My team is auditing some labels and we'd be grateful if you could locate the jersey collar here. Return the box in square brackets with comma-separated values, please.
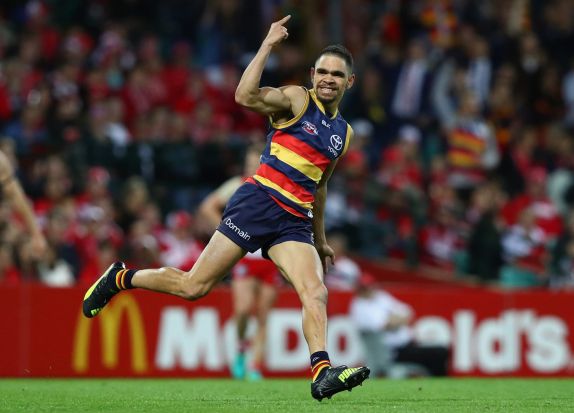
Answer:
[310, 89, 338, 120]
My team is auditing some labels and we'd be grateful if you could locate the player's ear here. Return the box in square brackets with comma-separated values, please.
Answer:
[346, 73, 355, 90]
[310, 67, 315, 83]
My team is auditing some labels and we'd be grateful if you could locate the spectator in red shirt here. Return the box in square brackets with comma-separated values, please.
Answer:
[159, 210, 203, 270]
[172, 70, 218, 115]
[162, 42, 193, 106]
[501, 166, 563, 240]
[75, 167, 112, 208]
[24, 1, 60, 62]
[376, 187, 418, 265]
[74, 204, 123, 283]
[418, 203, 465, 271]
[378, 125, 424, 195]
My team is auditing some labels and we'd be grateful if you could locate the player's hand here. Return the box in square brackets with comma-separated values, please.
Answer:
[316, 242, 335, 275]
[262, 15, 291, 48]
[29, 233, 48, 259]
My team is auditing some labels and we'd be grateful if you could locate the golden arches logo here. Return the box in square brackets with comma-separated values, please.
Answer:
[73, 294, 148, 373]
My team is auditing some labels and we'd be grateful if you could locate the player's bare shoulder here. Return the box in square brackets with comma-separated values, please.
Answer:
[280, 85, 307, 111]
[272, 85, 307, 123]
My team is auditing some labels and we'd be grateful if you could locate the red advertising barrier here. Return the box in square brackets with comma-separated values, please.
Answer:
[1, 284, 573, 377]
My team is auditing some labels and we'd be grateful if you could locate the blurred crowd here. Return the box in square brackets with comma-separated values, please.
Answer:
[0, 0, 573, 289]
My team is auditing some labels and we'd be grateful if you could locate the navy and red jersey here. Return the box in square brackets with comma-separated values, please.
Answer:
[248, 88, 353, 219]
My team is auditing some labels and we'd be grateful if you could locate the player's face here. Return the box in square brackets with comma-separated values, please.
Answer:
[311, 55, 355, 105]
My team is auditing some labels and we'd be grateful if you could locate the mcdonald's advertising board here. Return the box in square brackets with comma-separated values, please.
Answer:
[1, 284, 574, 377]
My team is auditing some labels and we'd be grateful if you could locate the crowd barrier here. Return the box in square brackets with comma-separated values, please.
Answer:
[1, 284, 572, 377]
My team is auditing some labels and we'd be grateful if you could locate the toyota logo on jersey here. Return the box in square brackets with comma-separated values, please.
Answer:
[330, 134, 343, 151]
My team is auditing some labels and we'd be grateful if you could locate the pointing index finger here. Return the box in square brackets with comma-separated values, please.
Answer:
[277, 15, 291, 25]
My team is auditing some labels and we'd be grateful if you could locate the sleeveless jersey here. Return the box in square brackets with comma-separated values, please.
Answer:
[248, 88, 352, 219]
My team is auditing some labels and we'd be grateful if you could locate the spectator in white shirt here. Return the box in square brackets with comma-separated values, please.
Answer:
[350, 274, 449, 377]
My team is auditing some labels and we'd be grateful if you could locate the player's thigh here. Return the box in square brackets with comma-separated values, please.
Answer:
[267, 241, 324, 293]
[186, 231, 246, 290]
[232, 276, 257, 314]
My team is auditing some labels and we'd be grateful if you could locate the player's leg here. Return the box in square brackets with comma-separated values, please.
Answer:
[268, 241, 327, 352]
[83, 231, 246, 317]
[247, 281, 277, 380]
[231, 275, 256, 379]
[268, 240, 369, 401]
[132, 232, 245, 297]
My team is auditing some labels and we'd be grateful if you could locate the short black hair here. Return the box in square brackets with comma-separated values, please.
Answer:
[316, 44, 354, 73]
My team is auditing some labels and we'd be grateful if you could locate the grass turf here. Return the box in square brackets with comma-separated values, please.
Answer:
[0, 378, 573, 413]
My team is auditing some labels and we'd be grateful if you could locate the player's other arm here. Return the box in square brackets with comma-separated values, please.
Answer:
[312, 159, 338, 274]
[235, 15, 305, 117]
[0, 151, 47, 256]
[312, 127, 353, 273]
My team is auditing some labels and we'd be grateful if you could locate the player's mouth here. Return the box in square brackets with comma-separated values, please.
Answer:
[317, 86, 337, 97]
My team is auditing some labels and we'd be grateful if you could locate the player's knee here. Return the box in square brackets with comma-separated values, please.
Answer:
[298, 281, 328, 306]
[180, 279, 213, 301]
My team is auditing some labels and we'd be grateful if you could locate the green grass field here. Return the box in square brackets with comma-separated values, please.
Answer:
[1, 378, 573, 413]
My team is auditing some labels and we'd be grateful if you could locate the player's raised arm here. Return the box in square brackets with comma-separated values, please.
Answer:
[235, 15, 301, 116]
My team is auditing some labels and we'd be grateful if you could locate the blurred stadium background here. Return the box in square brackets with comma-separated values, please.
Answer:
[1, 0, 574, 382]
